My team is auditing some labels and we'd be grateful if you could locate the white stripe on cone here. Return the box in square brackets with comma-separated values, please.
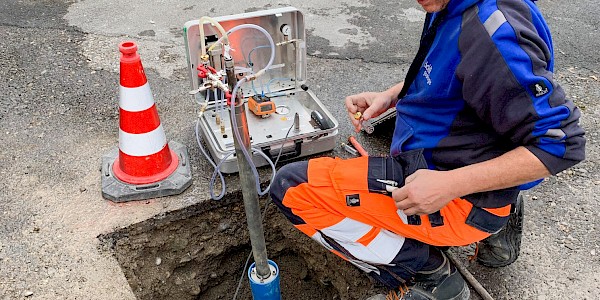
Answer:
[119, 82, 155, 112]
[119, 124, 167, 157]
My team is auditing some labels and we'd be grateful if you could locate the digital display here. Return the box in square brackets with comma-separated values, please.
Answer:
[260, 103, 274, 112]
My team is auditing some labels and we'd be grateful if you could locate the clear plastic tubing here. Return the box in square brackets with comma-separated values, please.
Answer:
[224, 24, 275, 196]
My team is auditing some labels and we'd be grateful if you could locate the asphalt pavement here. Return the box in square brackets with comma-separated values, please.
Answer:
[1, 0, 598, 299]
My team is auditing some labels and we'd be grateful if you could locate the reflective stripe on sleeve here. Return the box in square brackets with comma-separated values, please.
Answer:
[483, 10, 507, 37]
[545, 128, 567, 140]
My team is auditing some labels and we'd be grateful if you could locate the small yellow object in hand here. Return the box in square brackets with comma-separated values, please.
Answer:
[353, 111, 362, 120]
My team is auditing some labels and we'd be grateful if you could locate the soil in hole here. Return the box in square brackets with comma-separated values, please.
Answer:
[101, 194, 375, 300]
[199, 250, 338, 300]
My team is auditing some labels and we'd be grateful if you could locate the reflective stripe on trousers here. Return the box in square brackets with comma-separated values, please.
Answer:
[270, 158, 511, 285]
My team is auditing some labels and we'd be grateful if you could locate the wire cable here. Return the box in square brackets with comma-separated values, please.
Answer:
[232, 194, 276, 300]
[195, 117, 295, 200]
[195, 119, 227, 199]
[229, 126, 294, 299]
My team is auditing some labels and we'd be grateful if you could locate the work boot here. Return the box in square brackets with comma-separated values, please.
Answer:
[386, 250, 470, 300]
[477, 194, 524, 267]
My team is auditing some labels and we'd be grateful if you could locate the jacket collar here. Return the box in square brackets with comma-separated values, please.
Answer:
[445, 0, 480, 16]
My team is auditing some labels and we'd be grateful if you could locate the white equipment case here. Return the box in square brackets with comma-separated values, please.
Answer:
[184, 7, 339, 173]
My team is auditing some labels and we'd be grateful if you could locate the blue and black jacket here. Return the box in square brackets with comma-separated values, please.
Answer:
[391, 0, 585, 208]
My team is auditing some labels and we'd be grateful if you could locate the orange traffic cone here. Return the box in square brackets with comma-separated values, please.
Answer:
[101, 41, 192, 202]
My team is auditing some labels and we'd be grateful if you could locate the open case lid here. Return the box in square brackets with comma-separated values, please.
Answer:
[184, 7, 307, 99]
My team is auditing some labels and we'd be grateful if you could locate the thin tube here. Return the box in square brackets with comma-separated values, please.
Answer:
[247, 45, 271, 68]
[195, 119, 227, 200]
[227, 24, 275, 196]
[219, 78, 224, 121]
[212, 24, 275, 76]
[196, 24, 284, 200]
[198, 16, 229, 58]
[196, 118, 293, 200]
[251, 77, 264, 96]
[213, 87, 220, 124]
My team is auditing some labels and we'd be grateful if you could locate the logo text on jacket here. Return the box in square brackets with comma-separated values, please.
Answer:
[423, 61, 433, 85]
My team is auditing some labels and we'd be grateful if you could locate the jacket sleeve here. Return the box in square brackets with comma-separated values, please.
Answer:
[456, 0, 585, 175]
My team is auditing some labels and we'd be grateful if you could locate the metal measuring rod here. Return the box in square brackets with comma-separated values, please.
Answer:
[225, 56, 274, 282]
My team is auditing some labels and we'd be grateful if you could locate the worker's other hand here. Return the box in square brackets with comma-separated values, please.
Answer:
[392, 169, 460, 216]
[345, 91, 394, 132]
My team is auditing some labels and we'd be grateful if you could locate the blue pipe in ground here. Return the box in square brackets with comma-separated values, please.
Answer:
[248, 260, 281, 300]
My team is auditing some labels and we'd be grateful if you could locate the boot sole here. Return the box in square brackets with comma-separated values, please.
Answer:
[449, 282, 470, 300]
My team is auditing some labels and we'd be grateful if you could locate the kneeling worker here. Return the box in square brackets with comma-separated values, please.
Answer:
[270, 0, 586, 299]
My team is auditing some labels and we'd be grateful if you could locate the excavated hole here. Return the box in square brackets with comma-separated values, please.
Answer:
[99, 191, 376, 300]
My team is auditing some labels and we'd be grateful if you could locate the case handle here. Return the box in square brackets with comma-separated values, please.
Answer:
[261, 139, 303, 162]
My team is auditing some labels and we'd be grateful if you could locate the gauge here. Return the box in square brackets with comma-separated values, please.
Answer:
[275, 105, 290, 115]
[280, 24, 292, 36]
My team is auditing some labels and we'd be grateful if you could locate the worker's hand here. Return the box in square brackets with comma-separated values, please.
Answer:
[392, 169, 461, 216]
[345, 91, 395, 132]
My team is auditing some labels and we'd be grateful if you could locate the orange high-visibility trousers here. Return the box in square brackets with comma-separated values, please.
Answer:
[270, 156, 512, 286]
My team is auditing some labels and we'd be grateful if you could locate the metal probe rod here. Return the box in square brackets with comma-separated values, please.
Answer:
[226, 58, 271, 279]
[444, 249, 495, 300]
